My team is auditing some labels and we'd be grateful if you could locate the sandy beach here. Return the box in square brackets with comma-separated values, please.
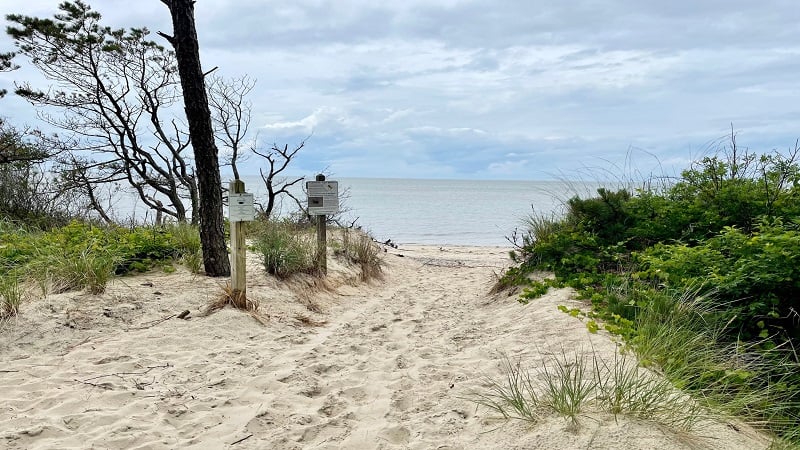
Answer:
[0, 245, 770, 449]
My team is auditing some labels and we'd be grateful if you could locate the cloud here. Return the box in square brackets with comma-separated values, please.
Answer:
[3, 0, 800, 181]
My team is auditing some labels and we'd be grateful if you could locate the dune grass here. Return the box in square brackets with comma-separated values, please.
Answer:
[593, 351, 704, 430]
[540, 350, 595, 425]
[252, 220, 320, 279]
[472, 356, 541, 423]
[336, 228, 383, 281]
[31, 248, 118, 295]
[472, 349, 707, 432]
[628, 287, 800, 444]
[0, 272, 22, 319]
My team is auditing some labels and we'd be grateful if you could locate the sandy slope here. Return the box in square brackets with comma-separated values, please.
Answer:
[0, 245, 770, 449]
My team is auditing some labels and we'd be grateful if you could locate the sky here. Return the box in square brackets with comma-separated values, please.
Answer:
[1, 0, 800, 180]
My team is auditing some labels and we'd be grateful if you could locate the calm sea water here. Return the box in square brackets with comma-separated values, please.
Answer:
[114, 177, 606, 246]
[243, 177, 606, 247]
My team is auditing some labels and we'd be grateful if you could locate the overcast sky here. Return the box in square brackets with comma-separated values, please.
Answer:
[2, 1, 800, 180]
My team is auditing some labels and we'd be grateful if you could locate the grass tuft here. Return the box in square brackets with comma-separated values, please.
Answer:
[593, 351, 705, 430]
[27, 247, 117, 295]
[0, 272, 23, 318]
[472, 349, 708, 432]
[336, 228, 383, 281]
[181, 249, 203, 274]
[540, 350, 595, 425]
[252, 220, 319, 279]
[471, 354, 541, 422]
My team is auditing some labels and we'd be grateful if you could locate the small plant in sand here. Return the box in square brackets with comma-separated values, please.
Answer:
[181, 249, 203, 274]
[592, 351, 704, 430]
[540, 350, 595, 425]
[79, 250, 118, 294]
[471, 350, 706, 432]
[204, 283, 269, 325]
[337, 228, 383, 281]
[472, 356, 541, 422]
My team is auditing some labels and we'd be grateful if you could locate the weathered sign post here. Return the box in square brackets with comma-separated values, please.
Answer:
[228, 179, 254, 300]
[306, 174, 339, 274]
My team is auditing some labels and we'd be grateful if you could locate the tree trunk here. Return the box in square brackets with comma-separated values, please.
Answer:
[160, 0, 230, 276]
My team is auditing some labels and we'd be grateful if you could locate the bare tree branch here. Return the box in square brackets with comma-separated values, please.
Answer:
[8, 2, 197, 223]
[252, 140, 306, 218]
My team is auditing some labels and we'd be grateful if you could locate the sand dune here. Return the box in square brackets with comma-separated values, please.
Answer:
[1, 245, 769, 449]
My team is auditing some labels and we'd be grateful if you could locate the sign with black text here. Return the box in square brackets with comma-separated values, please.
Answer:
[306, 180, 339, 215]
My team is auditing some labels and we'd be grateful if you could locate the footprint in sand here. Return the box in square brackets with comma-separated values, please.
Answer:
[390, 394, 414, 413]
[318, 394, 348, 418]
[339, 386, 368, 405]
[378, 425, 411, 445]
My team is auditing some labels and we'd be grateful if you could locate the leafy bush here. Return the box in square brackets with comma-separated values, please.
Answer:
[502, 138, 800, 443]
[636, 223, 800, 343]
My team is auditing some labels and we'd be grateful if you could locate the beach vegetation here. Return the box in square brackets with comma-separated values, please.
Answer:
[0, 271, 23, 318]
[0, 219, 206, 303]
[518, 278, 560, 304]
[252, 219, 320, 279]
[336, 228, 383, 281]
[251, 219, 383, 281]
[472, 355, 541, 422]
[0, 120, 79, 229]
[473, 350, 704, 431]
[500, 136, 800, 444]
[540, 350, 595, 425]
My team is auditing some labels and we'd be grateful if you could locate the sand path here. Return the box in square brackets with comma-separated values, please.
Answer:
[1, 245, 769, 449]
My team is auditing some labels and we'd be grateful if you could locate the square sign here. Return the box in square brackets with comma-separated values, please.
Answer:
[229, 192, 255, 222]
[307, 180, 339, 215]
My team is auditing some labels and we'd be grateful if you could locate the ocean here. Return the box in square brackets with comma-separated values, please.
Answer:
[240, 177, 607, 247]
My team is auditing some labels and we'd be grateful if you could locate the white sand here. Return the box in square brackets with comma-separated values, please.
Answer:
[0, 245, 770, 449]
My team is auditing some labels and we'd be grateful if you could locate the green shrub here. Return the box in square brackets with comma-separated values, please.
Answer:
[502, 140, 800, 443]
[253, 220, 319, 278]
[636, 223, 800, 343]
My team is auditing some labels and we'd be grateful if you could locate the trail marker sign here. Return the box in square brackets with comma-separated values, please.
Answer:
[307, 180, 339, 216]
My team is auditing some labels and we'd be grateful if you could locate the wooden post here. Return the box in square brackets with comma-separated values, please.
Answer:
[315, 174, 327, 274]
[230, 179, 247, 301]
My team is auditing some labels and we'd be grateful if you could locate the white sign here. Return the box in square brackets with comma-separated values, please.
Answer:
[229, 192, 255, 222]
[307, 180, 339, 215]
